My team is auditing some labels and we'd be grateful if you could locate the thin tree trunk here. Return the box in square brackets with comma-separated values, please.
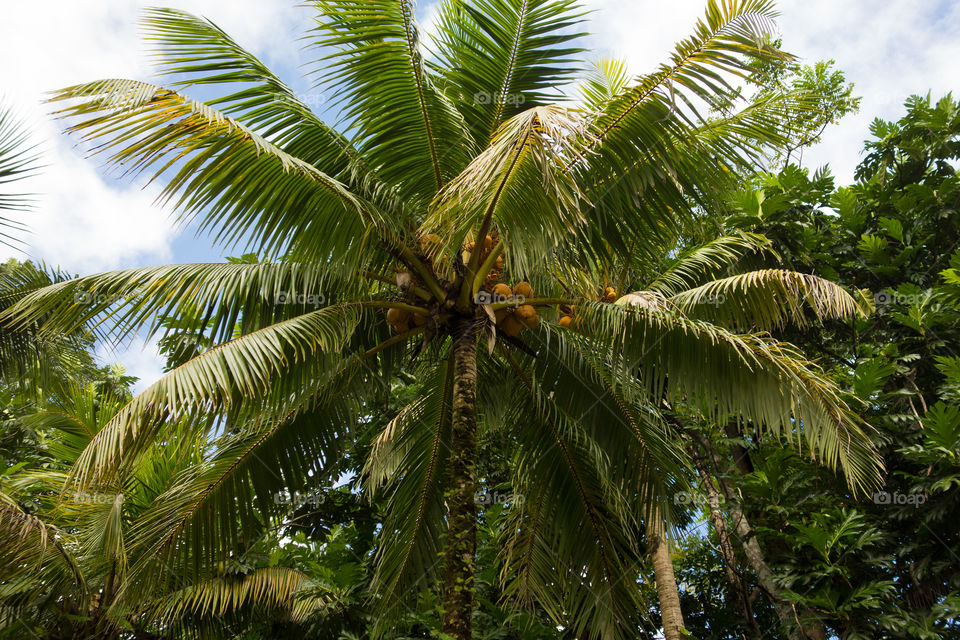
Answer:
[649, 514, 686, 640]
[441, 317, 479, 640]
[690, 432, 828, 640]
[689, 444, 762, 640]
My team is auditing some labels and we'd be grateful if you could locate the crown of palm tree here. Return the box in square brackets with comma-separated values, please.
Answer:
[1, 1, 882, 638]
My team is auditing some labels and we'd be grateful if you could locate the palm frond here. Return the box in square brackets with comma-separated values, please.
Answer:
[0, 104, 39, 244]
[48, 79, 377, 266]
[425, 105, 585, 276]
[306, 0, 475, 199]
[430, 0, 587, 143]
[573, 0, 789, 256]
[69, 304, 364, 488]
[578, 57, 630, 113]
[365, 351, 454, 629]
[3, 261, 361, 346]
[495, 346, 651, 638]
[668, 269, 865, 331]
[646, 232, 773, 295]
[569, 302, 882, 492]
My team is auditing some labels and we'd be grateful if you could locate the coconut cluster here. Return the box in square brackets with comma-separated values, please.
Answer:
[463, 234, 504, 290]
[487, 281, 538, 337]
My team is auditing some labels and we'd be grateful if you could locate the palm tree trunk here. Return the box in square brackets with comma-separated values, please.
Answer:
[441, 316, 479, 640]
[649, 515, 686, 640]
[689, 444, 762, 640]
[690, 432, 828, 640]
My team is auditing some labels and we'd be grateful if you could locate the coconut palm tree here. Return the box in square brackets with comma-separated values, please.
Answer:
[4, 1, 882, 638]
[0, 382, 348, 640]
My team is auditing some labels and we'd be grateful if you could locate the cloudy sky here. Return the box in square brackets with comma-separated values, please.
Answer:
[1, 0, 957, 388]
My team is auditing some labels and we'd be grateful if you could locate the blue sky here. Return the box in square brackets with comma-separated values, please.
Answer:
[1, 0, 958, 388]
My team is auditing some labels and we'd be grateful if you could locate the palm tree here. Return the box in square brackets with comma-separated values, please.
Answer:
[4, 2, 882, 638]
[0, 382, 345, 639]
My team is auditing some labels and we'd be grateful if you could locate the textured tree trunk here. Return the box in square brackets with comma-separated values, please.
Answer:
[649, 514, 686, 640]
[691, 432, 828, 640]
[441, 317, 479, 640]
[689, 444, 762, 640]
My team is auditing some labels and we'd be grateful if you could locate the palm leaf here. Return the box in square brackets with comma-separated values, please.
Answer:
[306, 0, 475, 199]
[430, 0, 587, 144]
[48, 79, 377, 266]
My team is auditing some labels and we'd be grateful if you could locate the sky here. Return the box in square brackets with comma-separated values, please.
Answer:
[1, 0, 958, 390]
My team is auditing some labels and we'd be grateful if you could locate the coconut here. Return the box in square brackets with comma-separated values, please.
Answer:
[494, 308, 511, 323]
[558, 315, 572, 328]
[483, 235, 494, 251]
[387, 307, 410, 332]
[500, 314, 524, 337]
[515, 304, 539, 329]
[603, 286, 617, 302]
[512, 281, 534, 300]
[411, 312, 427, 327]
[494, 256, 504, 269]
[492, 283, 513, 302]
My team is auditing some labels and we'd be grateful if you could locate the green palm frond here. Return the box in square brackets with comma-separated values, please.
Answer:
[574, 0, 789, 254]
[145, 566, 309, 623]
[4, 261, 363, 346]
[430, 0, 587, 144]
[495, 346, 650, 636]
[0, 500, 86, 601]
[426, 105, 585, 276]
[69, 304, 364, 487]
[569, 302, 881, 492]
[365, 352, 453, 628]
[122, 353, 371, 588]
[579, 57, 630, 113]
[0, 104, 39, 244]
[140, 9, 385, 192]
[48, 80, 377, 266]
[668, 269, 865, 331]
[307, 0, 475, 199]
[646, 232, 773, 295]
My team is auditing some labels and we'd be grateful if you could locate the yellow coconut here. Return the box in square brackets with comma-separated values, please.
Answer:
[483, 235, 494, 252]
[558, 315, 572, 328]
[492, 283, 513, 302]
[512, 281, 534, 300]
[514, 304, 539, 327]
[387, 307, 410, 332]
[515, 304, 539, 329]
[500, 314, 524, 337]
[494, 308, 511, 323]
[603, 286, 617, 302]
